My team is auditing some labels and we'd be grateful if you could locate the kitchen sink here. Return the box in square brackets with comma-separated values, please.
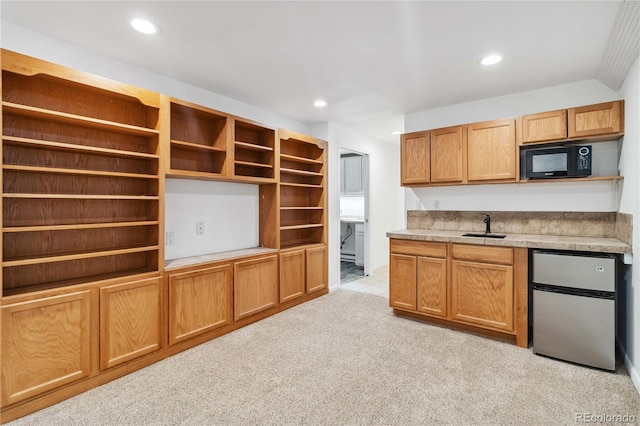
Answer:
[462, 232, 507, 239]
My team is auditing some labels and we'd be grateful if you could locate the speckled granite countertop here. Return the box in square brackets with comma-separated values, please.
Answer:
[387, 229, 631, 254]
[165, 247, 278, 270]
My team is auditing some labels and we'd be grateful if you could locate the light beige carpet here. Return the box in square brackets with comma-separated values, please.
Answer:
[8, 289, 640, 425]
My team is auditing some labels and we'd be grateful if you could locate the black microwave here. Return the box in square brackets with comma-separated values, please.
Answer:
[525, 145, 592, 179]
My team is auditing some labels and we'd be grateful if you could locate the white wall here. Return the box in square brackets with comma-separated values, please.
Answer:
[405, 80, 622, 213]
[618, 55, 640, 393]
[164, 180, 259, 260]
[328, 123, 404, 285]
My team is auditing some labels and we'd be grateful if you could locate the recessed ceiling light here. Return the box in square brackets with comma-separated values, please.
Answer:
[481, 55, 502, 66]
[131, 18, 159, 35]
[391, 130, 402, 135]
[313, 100, 328, 107]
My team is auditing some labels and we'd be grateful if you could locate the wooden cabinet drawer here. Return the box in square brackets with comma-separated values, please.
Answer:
[451, 244, 513, 265]
[390, 239, 446, 258]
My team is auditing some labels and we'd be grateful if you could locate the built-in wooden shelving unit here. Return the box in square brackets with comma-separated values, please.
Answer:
[233, 119, 276, 181]
[278, 130, 327, 249]
[1, 50, 162, 296]
[168, 99, 230, 177]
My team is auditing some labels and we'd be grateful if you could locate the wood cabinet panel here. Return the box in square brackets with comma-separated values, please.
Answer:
[568, 101, 623, 138]
[234, 255, 278, 321]
[401, 132, 430, 185]
[451, 260, 513, 332]
[390, 239, 446, 258]
[1, 291, 92, 406]
[100, 277, 161, 370]
[389, 253, 417, 311]
[466, 119, 516, 182]
[168, 264, 232, 345]
[306, 245, 327, 293]
[451, 244, 513, 265]
[521, 110, 567, 144]
[280, 249, 306, 303]
[417, 256, 447, 317]
[430, 126, 465, 183]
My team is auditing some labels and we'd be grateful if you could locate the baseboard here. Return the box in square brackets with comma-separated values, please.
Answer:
[373, 264, 389, 275]
[624, 349, 640, 395]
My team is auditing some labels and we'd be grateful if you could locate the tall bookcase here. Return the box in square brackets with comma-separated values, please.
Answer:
[1, 49, 162, 296]
[278, 130, 327, 249]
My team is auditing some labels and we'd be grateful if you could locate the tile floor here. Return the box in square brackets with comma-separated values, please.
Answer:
[339, 265, 389, 299]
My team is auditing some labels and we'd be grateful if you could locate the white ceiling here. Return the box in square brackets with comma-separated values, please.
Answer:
[0, 1, 629, 144]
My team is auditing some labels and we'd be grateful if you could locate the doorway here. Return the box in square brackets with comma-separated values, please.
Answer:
[339, 148, 369, 284]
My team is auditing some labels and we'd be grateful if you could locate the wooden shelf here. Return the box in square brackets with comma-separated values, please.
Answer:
[280, 182, 323, 189]
[4, 221, 159, 233]
[235, 141, 274, 152]
[1, 269, 159, 298]
[2, 136, 159, 159]
[280, 154, 323, 165]
[3, 164, 158, 180]
[280, 167, 323, 177]
[3, 193, 159, 200]
[280, 206, 324, 211]
[3, 102, 159, 137]
[280, 224, 324, 231]
[235, 160, 273, 169]
[3, 245, 159, 267]
[519, 176, 623, 184]
[171, 140, 226, 153]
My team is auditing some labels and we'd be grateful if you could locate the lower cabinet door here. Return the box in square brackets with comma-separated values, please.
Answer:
[234, 255, 278, 321]
[168, 264, 233, 345]
[1, 291, 92, 406]
[306, 245, 327, 293]
[100, 277, 161, 370]
[280, 249, 306, 303]
[389, 253, 417, 311]
[417, 256, 447, 317]
[450, 260, 514, 331]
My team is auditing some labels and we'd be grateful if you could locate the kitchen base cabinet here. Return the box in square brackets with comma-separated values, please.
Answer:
[388, 239, 527, 347]
[450, 260, 513, 331]
[168, 264, 232, 345]
[234, 255, 278, 321]
[1, 291, 92, 406]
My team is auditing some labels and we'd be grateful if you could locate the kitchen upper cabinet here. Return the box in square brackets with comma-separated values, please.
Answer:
[568, 101, 623, 138]
[340, 155, 364, 195]
[466, 119, 516, 182]
[1, 291, 92, 406]
[100, 277, 161, 370]
[234, 255, 278, 321]
[168, 264, 232, 345]
[401, 131, 430, 185]
[430, 125, 465, 184]
[450, 244, 514, 332]
[521, 110, 567, 144]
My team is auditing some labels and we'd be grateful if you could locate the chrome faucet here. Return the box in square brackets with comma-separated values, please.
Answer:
[483, 214, 491, 234]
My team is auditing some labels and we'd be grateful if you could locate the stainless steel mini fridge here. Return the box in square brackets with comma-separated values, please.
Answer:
[532, 250, 616, 370]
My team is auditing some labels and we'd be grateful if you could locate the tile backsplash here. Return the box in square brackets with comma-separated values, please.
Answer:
[407, 210, 632, 243]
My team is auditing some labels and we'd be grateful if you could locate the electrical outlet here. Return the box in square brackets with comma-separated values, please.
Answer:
[196, 221, 205, 235]
[166, 231, 175, 246]
[433, 200, 440, 209]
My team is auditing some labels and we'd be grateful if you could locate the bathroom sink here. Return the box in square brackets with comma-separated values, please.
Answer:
[462, 233, 507, 239]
